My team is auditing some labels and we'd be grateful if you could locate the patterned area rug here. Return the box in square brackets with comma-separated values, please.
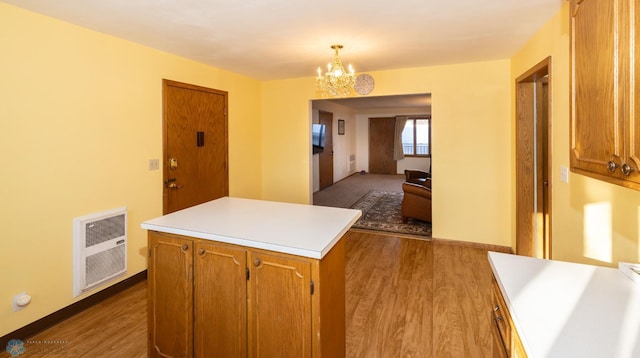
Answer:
[350, 190, 432, 237]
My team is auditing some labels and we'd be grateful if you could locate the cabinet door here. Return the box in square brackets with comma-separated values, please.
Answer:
[629, 1, 640, 182]
[148, 232, 193, 358]
[248, 251, 312, 358]
[194, 241, 247, 357]
[571, 0, 624, 177]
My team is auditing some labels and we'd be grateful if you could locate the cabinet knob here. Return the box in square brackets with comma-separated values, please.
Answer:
[198, 248, 205, 256]
[181, 244, 189, 252]
[607, 160, 619, 172]
[622, 163, 635, 176]
[493, 305, 500, 312]
[495, 316, 504, 322]
[254, 258, 261, 267]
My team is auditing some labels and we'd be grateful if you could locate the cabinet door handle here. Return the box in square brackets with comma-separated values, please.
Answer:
[607, 160, 619, 172]
[198, 248, 205, 256]
[254, 258, 261, 267]
[622, 163, 635, 176]
[181, 244, 189, 252]
[493, 305, 500, 312]
[495, 316, 503, 322]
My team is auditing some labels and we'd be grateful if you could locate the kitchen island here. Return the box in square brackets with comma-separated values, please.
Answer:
[141, 197, 361, 358]
[489, 252, 640, 358]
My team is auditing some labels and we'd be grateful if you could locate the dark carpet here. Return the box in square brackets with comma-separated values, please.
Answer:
[350, 190, 432, 237]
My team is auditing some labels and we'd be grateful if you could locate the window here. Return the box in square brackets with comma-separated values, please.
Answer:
[402, 117, 431, 156]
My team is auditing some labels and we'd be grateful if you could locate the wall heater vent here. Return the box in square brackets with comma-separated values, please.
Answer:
[349, 154, 356, 172]
[73, 207, 127, 298]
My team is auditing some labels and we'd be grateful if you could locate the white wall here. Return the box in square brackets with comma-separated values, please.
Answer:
[311, 101, 357, 192]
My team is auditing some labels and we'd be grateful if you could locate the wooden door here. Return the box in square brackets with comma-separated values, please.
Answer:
[163, 80, 229, 214]
[248, 251, 312, 358]
[516, 58, 552, 258]
[194, 241, 247, 357]
[369, 117, 397, 174]
[147, 232, 193, 358]
[570, 0, 622, 178]
[319, 111, 334, 190]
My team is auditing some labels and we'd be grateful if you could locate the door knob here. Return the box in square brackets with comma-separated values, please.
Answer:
[164, 178, 182, 189]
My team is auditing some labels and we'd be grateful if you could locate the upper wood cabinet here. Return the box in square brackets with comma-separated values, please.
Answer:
[570, 0, 640, 189]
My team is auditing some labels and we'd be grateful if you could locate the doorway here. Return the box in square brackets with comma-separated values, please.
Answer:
[515, 57, 552, 258]
[368, 117, 397, 174]
[162, 79, 229, 214]
[318, 110, 334, 190]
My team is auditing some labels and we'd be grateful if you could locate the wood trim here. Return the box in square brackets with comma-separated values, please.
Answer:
[0, 271, 147, 349]
[515, 56, 552, 259]
[431, 237, 513, 254]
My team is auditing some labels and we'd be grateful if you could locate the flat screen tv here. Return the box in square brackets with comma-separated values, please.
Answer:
[312, 124, 326, 154]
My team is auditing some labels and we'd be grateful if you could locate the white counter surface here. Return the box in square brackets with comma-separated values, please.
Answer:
[141, 197, 362, 259]
[489, 252, 640, 358]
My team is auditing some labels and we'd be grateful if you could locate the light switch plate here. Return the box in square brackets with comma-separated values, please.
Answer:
[148, 159, 159, 171]
[560, 166, 569, 183]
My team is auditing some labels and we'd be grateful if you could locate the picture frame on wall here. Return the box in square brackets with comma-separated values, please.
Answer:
[338, 119, 345, 135]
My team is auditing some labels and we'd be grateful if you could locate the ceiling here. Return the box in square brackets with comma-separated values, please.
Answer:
[3, 0, 564, 81]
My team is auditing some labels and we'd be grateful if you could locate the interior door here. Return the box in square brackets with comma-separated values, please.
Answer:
[516, 59, 552, 258]
[163, 80, 229, 214]
[318, 111, 334, 190]
[369, 117, 397, 174]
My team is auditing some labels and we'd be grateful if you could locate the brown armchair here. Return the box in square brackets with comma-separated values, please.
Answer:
[401, 181, 432, 223]
[404, 169, 431, 186]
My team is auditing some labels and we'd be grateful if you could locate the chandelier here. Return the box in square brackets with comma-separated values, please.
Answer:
[316, 44, 356, 97]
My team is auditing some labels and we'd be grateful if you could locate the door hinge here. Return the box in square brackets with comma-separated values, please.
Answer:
[310, 280, 315, 295]
[246, 267, 250, 280]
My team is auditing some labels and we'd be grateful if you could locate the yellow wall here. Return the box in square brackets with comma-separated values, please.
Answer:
[511, 2, 640, 266]
[0, 3, 262, 336]
[262, 60, 513, 246]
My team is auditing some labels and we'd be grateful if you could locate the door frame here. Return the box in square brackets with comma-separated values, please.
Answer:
[318, 110, 334, 190]
[515, 57, 552, 258]
[162, 79, 229, 214]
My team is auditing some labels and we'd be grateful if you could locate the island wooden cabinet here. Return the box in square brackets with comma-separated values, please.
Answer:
[147, 230, 344, 358]
[491, 276, 527, 358]
[570, 0, 640, 189]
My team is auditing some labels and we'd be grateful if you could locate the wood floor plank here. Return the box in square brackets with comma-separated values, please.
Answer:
[5, 282, 147, 358]
[345, 231, 434, 358]
[4, 231, 499, 358]
[432, 241, 494, 358]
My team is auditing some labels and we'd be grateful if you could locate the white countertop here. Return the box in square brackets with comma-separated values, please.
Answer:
[141, 197, 362, 259]
[489, 252, 640, 358]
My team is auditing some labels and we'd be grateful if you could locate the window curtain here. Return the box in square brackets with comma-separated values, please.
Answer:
[393, 116, 408, 160]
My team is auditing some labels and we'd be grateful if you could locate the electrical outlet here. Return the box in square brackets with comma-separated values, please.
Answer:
[148, 159, 159, 171]
[560, 166, 569, 184]
[13, 292, 28, 312]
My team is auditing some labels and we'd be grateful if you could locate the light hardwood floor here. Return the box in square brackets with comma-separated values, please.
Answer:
[5, 231, 499, 357]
